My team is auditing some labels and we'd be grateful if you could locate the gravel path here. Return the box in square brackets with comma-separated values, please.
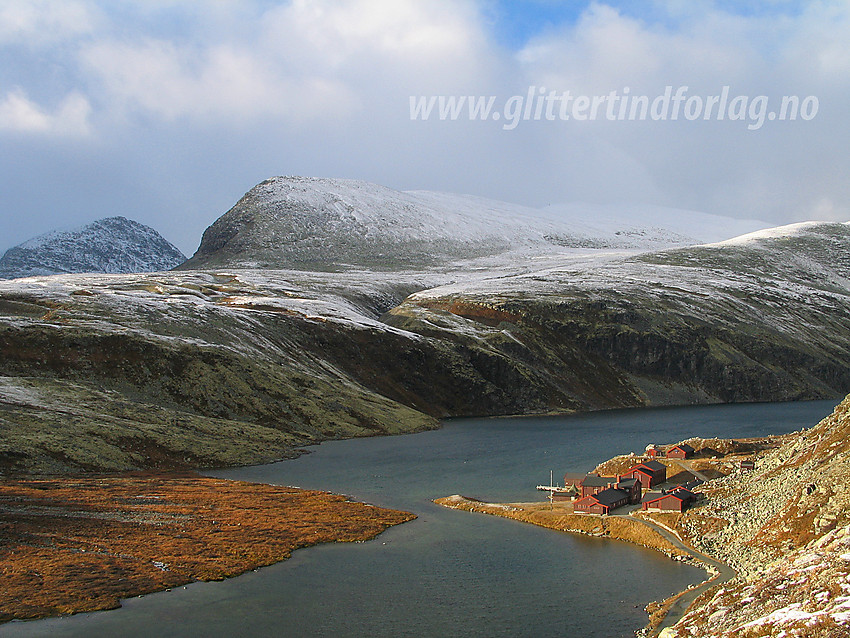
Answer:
[633, 517, 736, 635]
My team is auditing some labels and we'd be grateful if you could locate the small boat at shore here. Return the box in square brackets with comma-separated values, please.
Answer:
[536, 484, 571, 492]
[537, 469, 571, 493]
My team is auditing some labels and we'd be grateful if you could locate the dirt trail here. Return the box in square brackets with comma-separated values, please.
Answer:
[632, 517, 736, 635]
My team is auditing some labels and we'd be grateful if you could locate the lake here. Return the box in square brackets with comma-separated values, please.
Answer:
[0, 400, 837, 638]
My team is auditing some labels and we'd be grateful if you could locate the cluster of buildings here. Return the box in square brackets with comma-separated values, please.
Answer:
[645, 443, 695, 459]
[554, 456, 703, 515]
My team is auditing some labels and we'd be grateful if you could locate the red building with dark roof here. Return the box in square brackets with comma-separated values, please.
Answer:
[560, 474, 644, 504]
[563, 472, 588, 488]
[666, 444, 696, 459]
[622, 460, 667, 488]
[552, 486, 580, 501]
[579, 475, 617, 498]
[641, 488, 696, 512]
[645, 446, 662, 458]
[574, 487, 631, 515]
[614, 477, 642, 504]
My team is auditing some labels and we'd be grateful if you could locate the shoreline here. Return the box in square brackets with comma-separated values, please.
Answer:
[3, 405, 832, 634]
[434, 453, 749, 638]
[0, 471, 415, 624]
[433, 495, 730, 637]
[433, 495, 705, 564]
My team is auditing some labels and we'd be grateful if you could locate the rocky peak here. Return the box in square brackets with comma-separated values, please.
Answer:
[0, 217, 187, 279]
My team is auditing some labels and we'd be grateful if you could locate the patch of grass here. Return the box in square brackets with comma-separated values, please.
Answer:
[0, 473, 415, 622]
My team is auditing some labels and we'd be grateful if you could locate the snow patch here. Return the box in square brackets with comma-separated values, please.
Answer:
[740, 603, 814, 628]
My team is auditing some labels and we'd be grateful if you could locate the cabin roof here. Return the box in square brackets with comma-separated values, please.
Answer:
[592, 487, 630, 506]
[582, 475, 615, 487]
[647, 488, 694, 504]
[670, 444, 696, 453]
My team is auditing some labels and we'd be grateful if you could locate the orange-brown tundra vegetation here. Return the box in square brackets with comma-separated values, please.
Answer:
[0, 472, 414, 623]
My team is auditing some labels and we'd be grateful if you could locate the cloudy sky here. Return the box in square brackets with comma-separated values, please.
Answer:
[1, 0, 848, 255]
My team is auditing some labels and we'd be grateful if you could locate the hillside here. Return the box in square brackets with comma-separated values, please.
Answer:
[179, 176, 766, 270]
[0, 217, 186, 279]
[0, 178, 847, 474]
[660, 393, 850, 637]
[1, 218, 848, 474]
[0, 270, 440, 474]
[385, 221, 850, 407]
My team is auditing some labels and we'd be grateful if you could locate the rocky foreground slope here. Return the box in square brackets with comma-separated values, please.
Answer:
[0, 178, 848, 475]
[0, 217, 186, 279]
[662, 394, 850, 637]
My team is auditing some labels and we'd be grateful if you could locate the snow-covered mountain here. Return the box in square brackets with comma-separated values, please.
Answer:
[2, 219, 849, 473]
[0, 175, 846, 474]
[0, 217, 187, 279]
[536, 200, 771, 247]
[181, 176, 769, 270]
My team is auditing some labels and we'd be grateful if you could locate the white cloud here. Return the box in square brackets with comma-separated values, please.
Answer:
[517, 3, 761, 93]
[0, 0, 99, 46]
[80, 37, 358, 123]
[78, 0, 492, 124]
[262, 0, 485, 68]
[0, 88, 91, 135]
[1, 0, 850, 253]
[505, 1, 850, 220]
[781, 1, 850, 80]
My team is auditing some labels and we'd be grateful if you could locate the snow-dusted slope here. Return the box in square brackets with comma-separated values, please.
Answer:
[386, 220, 850, 406]
[1, 220, 849, 473]
[537, 201, 770, 246]
[181, 176, 770, 270]
[717, 219, 850, 248]
[0, 217, 187, 279]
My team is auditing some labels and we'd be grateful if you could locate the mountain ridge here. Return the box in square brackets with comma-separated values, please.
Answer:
[1, 217, 848, 474]
[0, 178, 847, 474]
[180, 176, 770, 271]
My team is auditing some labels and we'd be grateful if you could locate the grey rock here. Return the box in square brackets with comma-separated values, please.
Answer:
[0, 217, 186, 279]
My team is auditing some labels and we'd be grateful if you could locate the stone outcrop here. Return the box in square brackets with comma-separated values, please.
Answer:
[666, 395, 850, 636]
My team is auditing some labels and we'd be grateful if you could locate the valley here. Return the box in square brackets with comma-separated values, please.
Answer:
[1, 179, 848, 475]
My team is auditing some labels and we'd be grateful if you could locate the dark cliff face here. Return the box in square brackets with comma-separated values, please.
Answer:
[381, 223, 850, 412]
[0, 217, 187, 279]
[382, 295, 847, 417]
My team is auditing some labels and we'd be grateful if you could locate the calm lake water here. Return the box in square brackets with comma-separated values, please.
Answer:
[1, 400, 837, 638]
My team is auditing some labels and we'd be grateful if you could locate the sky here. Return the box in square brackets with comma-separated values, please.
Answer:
[1, 0, 848, 256]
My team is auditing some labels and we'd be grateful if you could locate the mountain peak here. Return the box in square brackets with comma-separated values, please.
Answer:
[181, 176, 770, 272]
[0, 217, 187, 279]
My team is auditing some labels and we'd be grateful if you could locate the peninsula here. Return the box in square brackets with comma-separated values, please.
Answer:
[437, 394, 850, 637]
[0, 472, 414, 623]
